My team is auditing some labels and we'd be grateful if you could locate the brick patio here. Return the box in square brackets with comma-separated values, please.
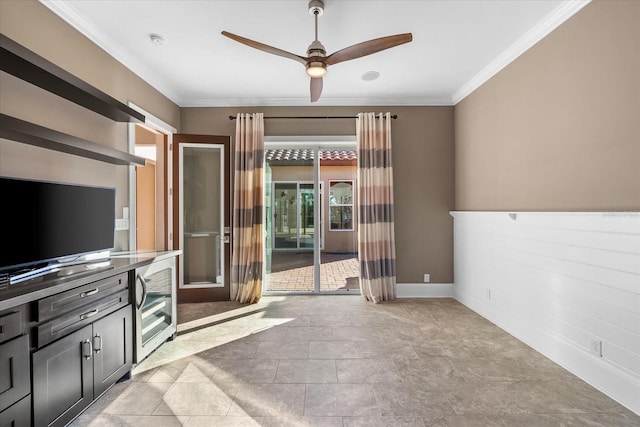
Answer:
[266, 252, 359, 292]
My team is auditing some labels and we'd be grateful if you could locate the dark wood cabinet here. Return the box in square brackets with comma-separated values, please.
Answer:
[1, 256, 175, 426]
[92, 306, 132, 398]
[0, 395, 31, 427]
[32, 326, 93, 427]
[0, 306, 30, 427]
[0, 335, 30, 414]
[36, 273, 128, 323]
[32, 306, 132, 427]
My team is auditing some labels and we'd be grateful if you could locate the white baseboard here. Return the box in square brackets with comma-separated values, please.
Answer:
[451, 211, 640, 416]
[396, 283, 454, 298]
[456, 288, 640, 415]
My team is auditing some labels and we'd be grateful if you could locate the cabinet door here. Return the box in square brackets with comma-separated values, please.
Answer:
[32, 325, 93, 427]
[92, 306, 133, 397]
[0, 335, 30, 413]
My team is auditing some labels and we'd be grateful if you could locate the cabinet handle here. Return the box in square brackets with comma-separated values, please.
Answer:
[136, 274, 148, 309]
[79, 308, 99, 320]
[93, 334, 102, 354]
[80, 288, 99, 298]
[82, 339, 93, 359]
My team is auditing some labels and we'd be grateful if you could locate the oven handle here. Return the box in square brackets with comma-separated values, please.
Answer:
[136, 274, 148, 310]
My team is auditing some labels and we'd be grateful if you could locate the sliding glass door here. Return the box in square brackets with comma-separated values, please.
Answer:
[320, 174, 358, 291]
[263, 140, 358, 294]
[265, 148, 316, 291]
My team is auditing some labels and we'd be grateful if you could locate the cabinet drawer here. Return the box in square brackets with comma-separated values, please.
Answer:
[0, 310, 23, 344]
[0, 334, 30, 413]
[35, 289, 129, 348]
[0, 394, 31, 427]
[37, 272, 128, 322]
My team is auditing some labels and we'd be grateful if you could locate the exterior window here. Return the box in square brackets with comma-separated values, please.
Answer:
[329, 180, 354, 231]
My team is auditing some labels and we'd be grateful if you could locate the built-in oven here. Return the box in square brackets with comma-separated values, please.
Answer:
[134, 255, 176, 363]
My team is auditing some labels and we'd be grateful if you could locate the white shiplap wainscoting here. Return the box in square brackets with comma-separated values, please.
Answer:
[451, 211, 640, 415]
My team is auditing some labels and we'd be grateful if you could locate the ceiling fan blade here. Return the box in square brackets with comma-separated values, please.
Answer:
[221, 31, 307, 65]
[310, 77, 323, 103]
[325, 33, 413, 66]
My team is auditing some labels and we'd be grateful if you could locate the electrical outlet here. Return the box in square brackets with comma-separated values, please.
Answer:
[590, 339, 603, 357]
[423, 274, 430, 283]
[115, 218, 129, 231]
[485, 288, 492, 300]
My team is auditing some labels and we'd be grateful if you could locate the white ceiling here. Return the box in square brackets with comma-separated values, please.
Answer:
[40, 0, 589, 107]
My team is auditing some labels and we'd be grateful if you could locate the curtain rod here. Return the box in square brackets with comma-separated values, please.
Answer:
[228, 114, 397, 120]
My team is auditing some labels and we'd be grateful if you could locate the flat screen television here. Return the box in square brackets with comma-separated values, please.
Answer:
[0, 176, 115, 282]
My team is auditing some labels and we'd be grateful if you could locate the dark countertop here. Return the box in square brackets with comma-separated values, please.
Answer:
[0, 250, 180, 311]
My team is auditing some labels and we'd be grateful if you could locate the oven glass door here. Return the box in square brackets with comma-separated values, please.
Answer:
[136, 257, 176, 353]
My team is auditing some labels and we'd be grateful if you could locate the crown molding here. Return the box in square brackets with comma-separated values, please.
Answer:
[38, 0, 453, 108]
[39, 0, 182, 105]
[452, 0, 591, 105]
[40, 0, 588, 108]
[181, 96, 454, 108]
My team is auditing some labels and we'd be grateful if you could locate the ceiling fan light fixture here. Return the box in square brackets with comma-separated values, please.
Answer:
[221, 0, 411, 102]
[306, 62, 327, 78]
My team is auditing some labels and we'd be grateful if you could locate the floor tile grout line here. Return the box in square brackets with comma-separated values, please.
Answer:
[91, 297, 640, 424]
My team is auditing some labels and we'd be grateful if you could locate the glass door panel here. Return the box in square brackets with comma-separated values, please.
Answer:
[273, 183, 298, 249]
[265, 148, 315, 292]
[267, 181, 315, 292]
[319, 151, 359, 292]
[180, 144, 224, 288]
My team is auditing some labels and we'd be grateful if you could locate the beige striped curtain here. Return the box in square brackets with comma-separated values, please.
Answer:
[231, 113, 264, 303]
[357, 112, 397, 303]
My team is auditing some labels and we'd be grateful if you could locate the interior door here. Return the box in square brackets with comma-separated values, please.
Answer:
[135, 161, 156, 251]
[173, 134, 231, 302]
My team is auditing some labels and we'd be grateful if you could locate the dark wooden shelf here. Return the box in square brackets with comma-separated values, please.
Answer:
[0, 114, 146, 166]
[0, 34, 145, 123]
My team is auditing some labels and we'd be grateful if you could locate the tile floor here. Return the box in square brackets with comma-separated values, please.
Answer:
[71, 296, 639, 426]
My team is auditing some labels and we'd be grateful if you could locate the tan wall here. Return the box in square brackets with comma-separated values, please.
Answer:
[0, 1, 455, 283]
[182, 106, 455, 283]
[455, 0, 640, 211]
[0, 0, 180, 250]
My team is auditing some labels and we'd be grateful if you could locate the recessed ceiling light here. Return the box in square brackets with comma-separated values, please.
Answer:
[362, 71, 380, 81]
[149, 34, 165, 45]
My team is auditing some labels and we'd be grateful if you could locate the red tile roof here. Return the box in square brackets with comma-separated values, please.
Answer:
[266, 149, 357, 161]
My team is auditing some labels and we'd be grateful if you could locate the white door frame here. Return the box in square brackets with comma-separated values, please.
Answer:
[127, 103, 176, 253]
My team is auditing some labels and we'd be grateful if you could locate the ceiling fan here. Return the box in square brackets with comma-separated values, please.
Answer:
[221, 0, 412, 102]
